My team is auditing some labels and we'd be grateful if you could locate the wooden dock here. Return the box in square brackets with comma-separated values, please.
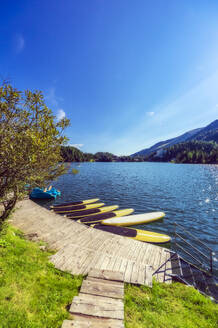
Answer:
[11, 200, 173, 327]
[12, 200, 172, 285]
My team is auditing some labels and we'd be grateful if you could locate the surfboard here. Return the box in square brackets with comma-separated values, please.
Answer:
[65, 205, 120, 219]
[50, 198, 99, 209]
[101, 211, 165, 227]
[52, 203, 105, 214]
[78, 209, 134, 225]
[92, 224, 171, 244]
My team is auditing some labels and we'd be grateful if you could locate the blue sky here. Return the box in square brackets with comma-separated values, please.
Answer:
[1, 0, 218, 155]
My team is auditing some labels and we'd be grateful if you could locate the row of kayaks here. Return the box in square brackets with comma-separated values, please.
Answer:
[50, 198, 171, 244]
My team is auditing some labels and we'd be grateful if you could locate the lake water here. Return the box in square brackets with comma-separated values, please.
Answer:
[46, 162, 218, 274]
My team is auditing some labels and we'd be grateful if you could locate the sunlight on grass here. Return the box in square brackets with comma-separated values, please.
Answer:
[125, 279, 218, 328]
[0, 224, 83, 328]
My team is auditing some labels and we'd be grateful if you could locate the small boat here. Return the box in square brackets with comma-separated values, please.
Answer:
[78, 209, 134, 225]
[52, 202, 105, 213]
[50, 198, 99, 209]
[46, 186, 61, 196]
[30, 187, 58, 199]
[92, 224, 171, 244]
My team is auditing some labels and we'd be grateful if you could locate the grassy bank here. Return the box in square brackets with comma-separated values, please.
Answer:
[0, 224, 83, 328]
[0, 223, 217, 328]
[125, 280, 218, 328]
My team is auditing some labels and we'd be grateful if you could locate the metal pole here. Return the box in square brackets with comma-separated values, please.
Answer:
[210, 251, 213, 273]
[174, 222, 176, 246]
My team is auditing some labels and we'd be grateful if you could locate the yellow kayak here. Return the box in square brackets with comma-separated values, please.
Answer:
[65, 205, 120, 219]
[50, 198, 100, 209]
[78, 208, 134, 224]
[92, 224, 171, 244]
[52, 203, 105, 214]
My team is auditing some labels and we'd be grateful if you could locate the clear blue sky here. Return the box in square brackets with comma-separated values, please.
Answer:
[1, 0, 218, 155]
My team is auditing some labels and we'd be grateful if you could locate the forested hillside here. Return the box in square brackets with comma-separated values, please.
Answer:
[60, 141, 218, 164]
[60, 146, 134, 162]
[145, 141, 218, 164]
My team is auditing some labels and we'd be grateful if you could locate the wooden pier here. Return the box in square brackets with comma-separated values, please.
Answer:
[11, 199, 172, 327]
[12, 200, 171, 285]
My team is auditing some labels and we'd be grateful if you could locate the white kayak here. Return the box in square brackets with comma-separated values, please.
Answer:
[101, 211, 165, 227]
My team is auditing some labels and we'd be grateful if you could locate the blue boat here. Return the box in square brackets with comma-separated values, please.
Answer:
[30, 186, 61, 199]
[47, 186, 61, 196]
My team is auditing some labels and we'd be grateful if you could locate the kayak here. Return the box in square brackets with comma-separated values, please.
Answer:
[101, 212, 165, 227]
[52, 203, 105, 214]
[78, 209, 134, 225]
[65, 205, 120, 219]
[92, 224, 171, 244]
[50, 198, 99, 208]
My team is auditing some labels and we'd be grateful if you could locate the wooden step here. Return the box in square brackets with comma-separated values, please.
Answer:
[62, 316, 124, 327]
[69, 294, 124, 320]
[80, 279, 124, 299]
[88, 269, 124, 282]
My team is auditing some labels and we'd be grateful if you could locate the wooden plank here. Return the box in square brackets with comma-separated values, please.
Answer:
[71, 298, 123, 314]
[97, 254, 111, 271]
[71, 315, 124, 328]
[146, 245, 157, 269]
[134, 243, 145, 265]
[61, 249, 91, 273]
[79, 249, 107, 275]
[137, 265, 146, 285]
[130, 261, 139, 285]
[134, 246, 148, 284]
[140, 244, 153, 266]
[51, 225, 87, 248]
[84, 234, 106, 251]
[105, 255, 118, 272]
[112, 256, 123, 273]
[70, 297, 124, 319]
[116, 240, 132, 259]
[150, 247, 162, 272]
[77, 251, 96, 275]
[130, 241, 142, 262]
[80, 279, 124, 299]
[93, 253, 107, 271]
[99, 238, 123, 258]
[144, 265, 153, 287]
[86, 277, 124, 290]
[119, 258, 128, 280]
[88, 269, 124, 282]
[124, 260, 133, 283]
[77, 292, 123, 305]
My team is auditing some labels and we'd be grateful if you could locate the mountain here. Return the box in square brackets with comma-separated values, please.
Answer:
[187, 119, 218, 143]
[131, 119, 218, 157]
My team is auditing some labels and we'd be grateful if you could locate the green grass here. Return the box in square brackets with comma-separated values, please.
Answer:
[125, 280, 218, 328]
[0, 224, 83, 328]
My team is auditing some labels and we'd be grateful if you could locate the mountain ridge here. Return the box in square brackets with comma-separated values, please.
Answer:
[131, 119, 218, 157]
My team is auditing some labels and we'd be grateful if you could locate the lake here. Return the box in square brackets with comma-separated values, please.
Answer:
[46, 162, 218, 274]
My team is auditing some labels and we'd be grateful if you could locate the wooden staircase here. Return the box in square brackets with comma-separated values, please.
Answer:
[62, 269, 126, 328]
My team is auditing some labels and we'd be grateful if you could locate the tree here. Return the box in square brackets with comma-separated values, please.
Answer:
[0, 82, 70, 225]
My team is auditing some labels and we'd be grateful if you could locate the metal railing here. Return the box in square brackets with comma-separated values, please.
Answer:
[174, 222, 215, 273]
